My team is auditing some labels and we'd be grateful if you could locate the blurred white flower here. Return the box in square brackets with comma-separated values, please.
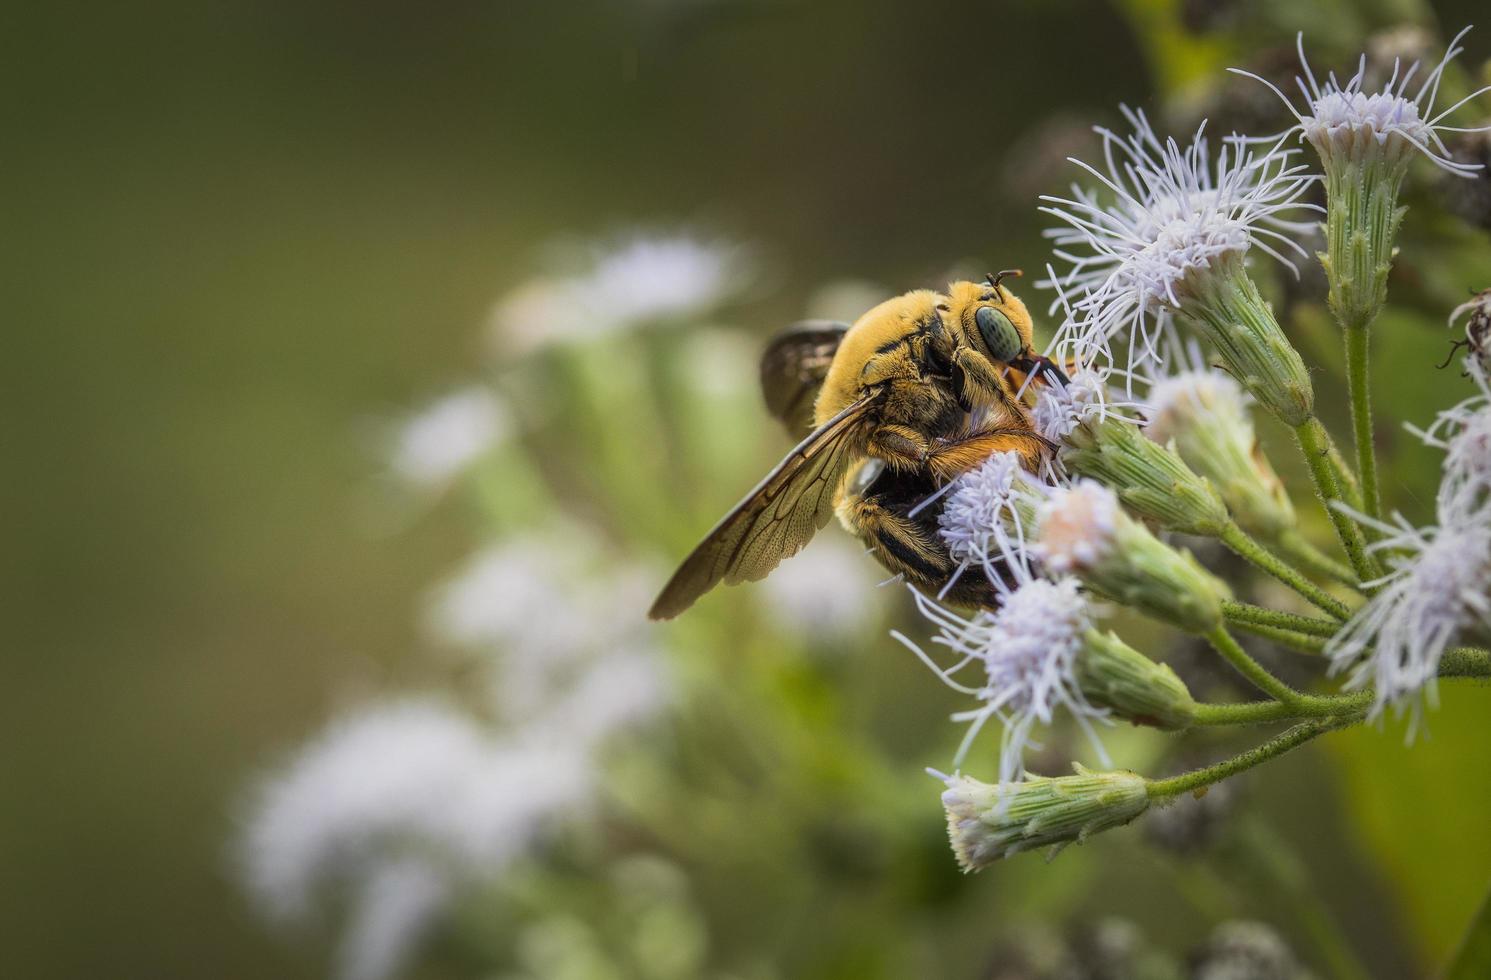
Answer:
[1326, 501, 1491, 726]
[1408, 359, 1491, 516]
[1233, 27, 1490, 177]
[758, 537, 879, 641]
[490, 234, 744, 355]
[337, 859, 449, 980]
[423, 531, 666, 728]
[389, 387, 509, 489]
[238, 698, 594, 932]
[1040, 107, 1318, 377]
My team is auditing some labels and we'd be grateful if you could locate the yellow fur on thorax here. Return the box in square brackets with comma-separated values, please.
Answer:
[813, 290, 944, 426]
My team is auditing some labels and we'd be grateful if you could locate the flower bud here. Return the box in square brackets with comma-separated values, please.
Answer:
[1173, 254, 1314, 426]
[941, 766, 1150, 869]
[1060, 411, 1230, 538]
[1144, 370, 1295, 540]
[1078, 629, 1196, 730]
[1037, 481, 1231, 634]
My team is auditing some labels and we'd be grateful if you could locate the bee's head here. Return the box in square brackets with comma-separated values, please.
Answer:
[945, 271, 1036, 366]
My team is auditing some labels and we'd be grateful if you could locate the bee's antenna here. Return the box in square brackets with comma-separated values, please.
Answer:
[986, 269, 1024, 296]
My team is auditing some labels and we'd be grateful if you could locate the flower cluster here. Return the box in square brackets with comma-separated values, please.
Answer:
[905, 26, 1491, 870]
[239, 528, 671, 980]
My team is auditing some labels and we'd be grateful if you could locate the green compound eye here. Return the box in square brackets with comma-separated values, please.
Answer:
[975, 306, 1022, 362]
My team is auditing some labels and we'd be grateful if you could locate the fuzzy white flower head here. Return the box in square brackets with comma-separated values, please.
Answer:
[337, 858, 449, 980]
[389, 387, 509, 489]
[1144, 367, 1249, 447]
[1408, 359, 1491, 516]
[759, 536, 879, 640]
[935, 450, 1041, 596]
[1040, 107, 1319, 376]
[490, 233, 743, 355]
[1034, 481, 1122, 576]
[1233, 28, 1491, 177]
[899, 576, 1109, 786]
[237, 699, 594, 928]
[1326, 503, 1491, 726]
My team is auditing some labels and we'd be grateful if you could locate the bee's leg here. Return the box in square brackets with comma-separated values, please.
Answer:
[952, 347, 1023, 412]
[924, 430, 1052, 481]
[837, 485, 1001, 609]
[865, 424, 931, 471]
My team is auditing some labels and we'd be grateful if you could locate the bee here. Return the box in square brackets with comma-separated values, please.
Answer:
[648, 271, 1067, 620]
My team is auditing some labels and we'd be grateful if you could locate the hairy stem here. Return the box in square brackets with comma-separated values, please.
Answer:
[1291, 416, 1380, 584]
[1205, 626, 1306, 705]
[1219, 521, 1351, 620]
[1275, 528, 1359, 588]
[1229, 619, 1329, 655]
[1192, 690, 1370, 726]
[1343, 322, 1382, 521]
[1147, 718, 1348, 800]
[1441, 647, 1491, 679]
[1222, 600, 1339, 638]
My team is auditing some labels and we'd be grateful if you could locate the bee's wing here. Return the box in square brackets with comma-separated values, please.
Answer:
[759, 320, 848, 436]
[649, 391, 879, 620]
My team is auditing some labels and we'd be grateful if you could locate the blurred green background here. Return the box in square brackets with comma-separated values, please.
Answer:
[5, 1, 1490, 978]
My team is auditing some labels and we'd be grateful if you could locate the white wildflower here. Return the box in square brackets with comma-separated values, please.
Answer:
[1233, 27, 1491, 177]
[934, 450, 1042, 596]
[490, 234, 743, 355]
[1326, 503, 1491, 725]
[237, 699, 594, 928]
[389, 387, 508, 489]
[1408, 358, 1491, 516]
[897, 576, 1110, 786]
[1033, 481, 1122, 576]
[759, 536, 879, 641]
[1040, 106, 1319, 378]
[337, 859, 450, 980]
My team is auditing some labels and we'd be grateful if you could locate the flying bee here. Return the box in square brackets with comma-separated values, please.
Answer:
[648, 271, 1067, 620]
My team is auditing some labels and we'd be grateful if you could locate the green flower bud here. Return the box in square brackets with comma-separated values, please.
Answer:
[1037, 481, 1231, 634]
[942, 766, 1150, 869]
[1144, 370, 1295, 541]
[1174, 254, 1314, 427]
[1078, 629, 1196, 730]
[1061, 412, 1230, 538]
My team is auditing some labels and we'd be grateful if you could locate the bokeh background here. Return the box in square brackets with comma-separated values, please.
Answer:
[6, 0, 1491, 977]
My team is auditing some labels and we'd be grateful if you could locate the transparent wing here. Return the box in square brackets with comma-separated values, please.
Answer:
[649, 392, 878, 620]
[759, 320, 848, 436]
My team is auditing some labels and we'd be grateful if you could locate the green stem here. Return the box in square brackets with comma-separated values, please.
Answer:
[1343, 322, 1382, 521]
[1222, 599, 1339, 638]
[1147, 718, 1346, 800]
[1229, 619, 1329, 655]
[1192, 690, 1370, 726]
[1291, 417, 1380, 584]
[1205, 626, 1307, 705]
[1441, 647, 1491, 679]
[1219, 521, 1351, 620]
[1444, 876, 1491, 980]
[1275, 528, 1359, 588]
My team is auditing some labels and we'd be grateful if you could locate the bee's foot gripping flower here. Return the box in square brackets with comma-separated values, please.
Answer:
[939, 766, 1150, 869]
